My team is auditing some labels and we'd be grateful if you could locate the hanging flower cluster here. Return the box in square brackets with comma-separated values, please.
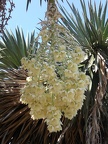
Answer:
[20, 3, 90, 133]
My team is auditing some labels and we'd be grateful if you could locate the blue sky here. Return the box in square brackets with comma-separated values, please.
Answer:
[6, 0, 107, 36]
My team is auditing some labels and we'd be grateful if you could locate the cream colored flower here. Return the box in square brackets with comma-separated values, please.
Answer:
[74, 93, 84, 103]
[26, 76, 32, 82]
[79, 73, 90, 85]
[67, 62, 78, 72]
[67, 89, 75, 102]
[74, 47, 82, 53]
[64, 107, 77, 119]
[45, 108, 62, 132]
[64, 69, 72, 78]
[65, 81, 72, 90]
[77, 80, 87, 89]
[47, 123, 62, 132]
[59, 45, 66, 51]
[21, 57, 28, 69]
[62, 95, 69, 104]
[75, 88, 84, 96]
[52, 81, 63, 93]
[53, 50, 66, 62]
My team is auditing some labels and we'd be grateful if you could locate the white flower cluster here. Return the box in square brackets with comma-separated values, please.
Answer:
[20, 4, 90, 133]
[20, 45, 89, 132]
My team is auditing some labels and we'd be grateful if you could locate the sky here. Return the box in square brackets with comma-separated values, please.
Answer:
[6, 0, 107, 37]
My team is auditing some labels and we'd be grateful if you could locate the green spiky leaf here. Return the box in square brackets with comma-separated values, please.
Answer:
[0, 27, 36, 73]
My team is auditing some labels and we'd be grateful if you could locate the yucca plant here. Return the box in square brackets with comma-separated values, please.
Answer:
[0, 0, 108, 144]
[59, 0, 108, 143]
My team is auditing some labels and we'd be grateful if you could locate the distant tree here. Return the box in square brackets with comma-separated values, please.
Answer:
[0, 0, 15, 36]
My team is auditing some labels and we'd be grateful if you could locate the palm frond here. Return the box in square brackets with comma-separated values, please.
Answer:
[0, 27, 35, 71]
[26, 0, 48, 10]
[26, 0, 64, 11]
[59, 0, 108, 59]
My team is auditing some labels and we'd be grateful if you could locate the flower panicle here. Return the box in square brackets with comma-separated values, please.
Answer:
[20, 2, 90, 133]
